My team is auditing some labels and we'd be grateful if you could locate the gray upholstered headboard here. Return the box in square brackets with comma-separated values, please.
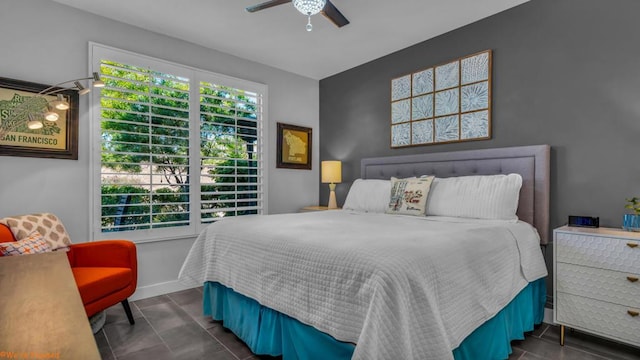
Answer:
[361, 145, 551, 244]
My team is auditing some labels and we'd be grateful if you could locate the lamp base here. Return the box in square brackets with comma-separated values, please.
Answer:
[327, 183, 338, 209]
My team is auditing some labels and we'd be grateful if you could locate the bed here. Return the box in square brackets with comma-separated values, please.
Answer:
[179, 144, 550, 360]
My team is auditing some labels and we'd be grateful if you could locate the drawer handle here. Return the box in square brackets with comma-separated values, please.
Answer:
[628, 310, 640, 317]
[628, 242, 639, 248]
[628, 276, 639, 283]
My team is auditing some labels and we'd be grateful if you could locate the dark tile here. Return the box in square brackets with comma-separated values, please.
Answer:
[141, 301, 195, 333]
[180, 299, 219, 329]
[116, 343, 173, 360]
[165, 287, 220, 329]
[167, 287, 202, 306]
[529, 323, 550, 338]
[103, 317, 164, 357]
[225, 340, 255, 360]
[105, 301, 143, 325]
[159, 323, 226, 357]
[508, 346, 525, 359]
[516, 334, 612, 360]
[519, 351, 549, 360]
[94, 329, 115, 360]
[134, 294, 172, 309]
[206, 322, 233, 338]
[542, 325, 640, 360]
[205, 349, 240, 360]
[207, 324, 255, 359]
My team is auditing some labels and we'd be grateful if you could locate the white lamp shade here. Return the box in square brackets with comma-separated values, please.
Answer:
[321, 161, 342, 184]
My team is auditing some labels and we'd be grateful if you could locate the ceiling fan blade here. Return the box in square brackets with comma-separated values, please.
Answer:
[321, 0, 349, 27]
[246, 0, 291, 13]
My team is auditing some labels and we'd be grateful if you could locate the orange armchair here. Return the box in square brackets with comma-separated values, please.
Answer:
[0, 224, 138, 324]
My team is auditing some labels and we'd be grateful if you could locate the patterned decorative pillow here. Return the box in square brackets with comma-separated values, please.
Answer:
[386, 176, 434, 216]
[0, 213, 72, 251]
[0, 231, 52, 256]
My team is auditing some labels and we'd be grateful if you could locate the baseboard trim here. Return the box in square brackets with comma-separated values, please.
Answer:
[543, 307, 554, 325]
[130, 280, 197, 301]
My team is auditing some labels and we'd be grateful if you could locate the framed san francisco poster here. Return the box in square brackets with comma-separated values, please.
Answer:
[0, 77, 79, 160]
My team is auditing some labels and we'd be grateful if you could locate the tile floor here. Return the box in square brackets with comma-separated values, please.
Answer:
[95, 287, 640, 360]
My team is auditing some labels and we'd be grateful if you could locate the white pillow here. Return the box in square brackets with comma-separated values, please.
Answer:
[343, 179, 391, 213]
[425, 174, 522, 220]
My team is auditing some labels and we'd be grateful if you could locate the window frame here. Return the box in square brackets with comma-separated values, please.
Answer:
[89, 42, 269, 242]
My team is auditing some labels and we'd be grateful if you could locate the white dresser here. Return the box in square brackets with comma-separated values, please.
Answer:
[553, 226, 640, 347]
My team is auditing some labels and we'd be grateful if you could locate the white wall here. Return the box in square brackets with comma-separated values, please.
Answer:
[0, 1, 319, 299]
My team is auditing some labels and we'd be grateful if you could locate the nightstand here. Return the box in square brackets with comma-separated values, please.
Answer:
[299, 206, 341, 212]
[553, 226, 640, 347]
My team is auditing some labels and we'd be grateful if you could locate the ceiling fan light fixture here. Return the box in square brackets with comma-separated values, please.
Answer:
[292, 0, 326, 16]
[292, 0, 326, 31]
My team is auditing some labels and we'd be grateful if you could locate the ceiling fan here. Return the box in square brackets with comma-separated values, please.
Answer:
[246, 0, 349, 31]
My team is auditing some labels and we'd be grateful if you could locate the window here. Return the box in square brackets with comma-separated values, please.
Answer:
[91, 44, 266, 241]
[199, 82, 262, 223]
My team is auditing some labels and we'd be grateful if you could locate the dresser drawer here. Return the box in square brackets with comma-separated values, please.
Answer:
[556, 232, 640, 273]
[556, 262, 640, 308]
[556, 292, 640, 346]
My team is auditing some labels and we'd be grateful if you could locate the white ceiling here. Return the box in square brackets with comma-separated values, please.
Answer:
[52, 0, 528, 80]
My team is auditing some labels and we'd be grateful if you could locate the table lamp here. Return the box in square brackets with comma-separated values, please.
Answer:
[321, 160, 342, 209]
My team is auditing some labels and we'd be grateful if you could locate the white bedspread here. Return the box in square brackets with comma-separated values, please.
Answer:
[179, 211, 547, 360]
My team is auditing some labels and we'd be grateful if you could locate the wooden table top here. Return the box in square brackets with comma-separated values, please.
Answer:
[0, 251, 101, 360]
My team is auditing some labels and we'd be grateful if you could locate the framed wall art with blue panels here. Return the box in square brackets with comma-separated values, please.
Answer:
[390, 50, 492, 148]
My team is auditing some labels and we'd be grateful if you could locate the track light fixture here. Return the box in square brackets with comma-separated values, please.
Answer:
[52, 94, 70, 110]
[27, 114, 44, 130]
[0, 72, 104, 137]
[44, 105, 59, 121]
[75, 81, 91, 96]
[92, 72, 105, 87]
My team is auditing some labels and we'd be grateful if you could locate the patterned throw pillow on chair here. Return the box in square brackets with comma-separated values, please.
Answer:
[386, 176, 434, 216]
[0, 213, 72, 251]
[0, 231, 52, 256]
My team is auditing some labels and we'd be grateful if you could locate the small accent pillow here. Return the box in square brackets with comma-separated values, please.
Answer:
[386, 176, 434, 216]
[0, 231, 52, 256]
[425, 174, 523, 220]
[0, 213, 71, 251]
[343, 179, 392, 213]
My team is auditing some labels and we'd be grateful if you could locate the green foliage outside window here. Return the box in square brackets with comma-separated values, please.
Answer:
[100, 61, 260, 232]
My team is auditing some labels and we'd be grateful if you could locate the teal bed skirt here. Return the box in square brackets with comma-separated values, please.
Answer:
[203, 278, 546, 360]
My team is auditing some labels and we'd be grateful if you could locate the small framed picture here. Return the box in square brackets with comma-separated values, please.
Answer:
[276, 122, 312, 170]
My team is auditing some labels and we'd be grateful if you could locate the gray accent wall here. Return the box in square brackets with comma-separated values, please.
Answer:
[320, 0, 640, 295]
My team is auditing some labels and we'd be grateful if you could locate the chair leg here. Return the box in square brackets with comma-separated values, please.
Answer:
[121, 299, 135, 325]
